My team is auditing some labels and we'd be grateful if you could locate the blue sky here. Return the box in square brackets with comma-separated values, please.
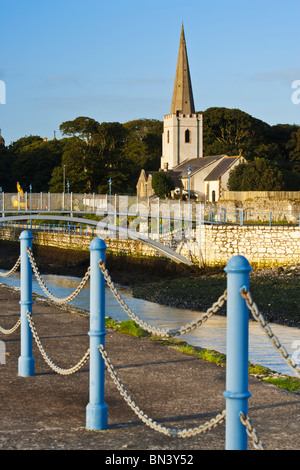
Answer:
[0, 0, 299, 145]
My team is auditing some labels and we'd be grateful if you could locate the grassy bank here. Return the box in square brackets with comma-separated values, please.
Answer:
[105, 317, 300, 393]
[132, 271, 300, 328]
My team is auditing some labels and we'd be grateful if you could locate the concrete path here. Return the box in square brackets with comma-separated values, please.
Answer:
[0, 285, 299, 451]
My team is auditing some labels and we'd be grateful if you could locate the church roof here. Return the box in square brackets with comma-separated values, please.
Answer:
[172, 155, 226, 177]
[170, 24, 195, 115]
[204, 156, 239, 181]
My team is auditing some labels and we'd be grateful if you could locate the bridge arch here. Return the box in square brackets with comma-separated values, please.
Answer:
[0, 214, 193, 266]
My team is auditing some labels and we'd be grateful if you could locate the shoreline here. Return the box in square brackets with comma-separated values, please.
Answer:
[0, 239, 299, 329]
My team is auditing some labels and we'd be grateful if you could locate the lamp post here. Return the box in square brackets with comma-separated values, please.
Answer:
[187, 166, 192, 202]
[66, 181, 70, 219]
[63, 165, 66, 193]
[29, 184, 32, 229]
[108, 178, 112, 207]
[108, 178, 112, 227]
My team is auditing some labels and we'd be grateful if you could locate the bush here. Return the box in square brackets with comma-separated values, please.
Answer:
[152, 172, 175, 198]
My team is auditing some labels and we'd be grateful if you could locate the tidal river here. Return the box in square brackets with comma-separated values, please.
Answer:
[1, 272, 299, 377]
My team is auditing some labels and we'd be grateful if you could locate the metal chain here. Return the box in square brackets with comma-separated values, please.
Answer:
[27, 247, 90, 305]
[26, 310, 90, 375]
[241, 288, 300, 377]
[0, 317, 21, 334]
[240, 413, 264, 450]
[99, 344, 226, 438]
[99, 260, 227, 337]
[0, 256, 21, 277]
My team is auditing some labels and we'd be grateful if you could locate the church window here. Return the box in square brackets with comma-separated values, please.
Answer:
[185, 129, 190, 143]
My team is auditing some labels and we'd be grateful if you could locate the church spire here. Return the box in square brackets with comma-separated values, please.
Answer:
[170, 24, 195, 115]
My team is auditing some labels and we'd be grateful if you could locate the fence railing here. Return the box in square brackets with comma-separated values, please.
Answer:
[1, 192, 300, 228]
[1, 230, 299, 450]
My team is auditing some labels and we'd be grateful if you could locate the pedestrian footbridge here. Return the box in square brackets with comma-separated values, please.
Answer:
[0, 214, 194, 266]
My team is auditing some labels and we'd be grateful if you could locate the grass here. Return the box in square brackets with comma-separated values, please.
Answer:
[261, 376, 300, 392]
[105, 317, 150, 338]
[132, 273, 300, 327]
[104, 316, 300, 393]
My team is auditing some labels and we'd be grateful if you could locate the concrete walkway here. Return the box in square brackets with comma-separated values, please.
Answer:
[0, 285, 299, 451]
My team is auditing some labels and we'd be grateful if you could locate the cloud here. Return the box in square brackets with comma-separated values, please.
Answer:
[252, 68, 300, 85]
[40, 74, 81, 88]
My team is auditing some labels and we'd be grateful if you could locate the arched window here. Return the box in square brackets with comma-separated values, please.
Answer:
[185, 129, 190, 143]
[167, 130, 170, 143]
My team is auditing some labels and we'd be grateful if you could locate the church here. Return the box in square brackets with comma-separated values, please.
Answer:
[136, 25, 241, 202]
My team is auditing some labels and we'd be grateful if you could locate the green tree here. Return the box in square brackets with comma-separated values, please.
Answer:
[11, 138, 64, 192]
[59, 116, 100, 144]
[228, 158, 284, 191]
[287, 128, 300, 173]
[152, 172, 175, 198]
[123, 119, 162, 170]
[0, 145, 15, 191]
[202, 107, 271, 160]
[92, 122, 132, 194]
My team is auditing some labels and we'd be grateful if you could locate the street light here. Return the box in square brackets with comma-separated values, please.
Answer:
[66, 181, 70, 216]
[29, 184, 32, 229]
[108, 178, 112, 207]
[187, 166, 192, 202]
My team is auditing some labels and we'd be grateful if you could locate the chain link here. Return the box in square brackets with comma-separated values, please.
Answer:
[26, 310, 90, 375]
[99, 260, 227, 337]
[0, 256, 21, 277]
[240, 413, 264, 450]
[0, 317, 21, 334]
[27, 247, 90, 305]
[99, 344, 226, 437]
[241, 288, 300, 377]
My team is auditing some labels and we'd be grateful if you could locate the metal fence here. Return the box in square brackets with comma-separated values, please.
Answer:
[1, 192, 300, 227]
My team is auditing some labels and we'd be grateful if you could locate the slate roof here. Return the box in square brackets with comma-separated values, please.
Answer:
[172, 155, 227, 177]
[204, 156, 239, 181]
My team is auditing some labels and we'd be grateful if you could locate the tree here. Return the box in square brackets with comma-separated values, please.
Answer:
[59, 116, 100, 144]
[152, 172, 175, 198]
[227, 158, 284, 191]
[0, 145, 15, 191]
[202, 107, 271, 160]
[287, 128, 300, 173]
[11, 138, 64, 192]
[123, 119, 162, 170]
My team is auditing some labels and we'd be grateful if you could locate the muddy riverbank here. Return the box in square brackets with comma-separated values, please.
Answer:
[0, 239, 299, 328]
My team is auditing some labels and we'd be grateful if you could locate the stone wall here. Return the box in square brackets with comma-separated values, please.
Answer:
[222, 191, 300, 201]
[201, 225, 300, 268]
[218, 193, 300, 224]
[1, 225, 299, 268]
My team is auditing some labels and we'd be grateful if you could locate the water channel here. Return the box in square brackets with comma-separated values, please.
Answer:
[1, 272, 299, 377]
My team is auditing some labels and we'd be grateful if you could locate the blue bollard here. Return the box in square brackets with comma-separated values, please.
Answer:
[86, 238, 108, 430]
[18, 230, 35, 377]
[224, 255, 252, 450]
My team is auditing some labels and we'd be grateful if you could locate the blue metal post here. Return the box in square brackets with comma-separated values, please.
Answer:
[224, 255, 252, 450]
[18, 230, 35, 377]
[86, 237, 108, 430]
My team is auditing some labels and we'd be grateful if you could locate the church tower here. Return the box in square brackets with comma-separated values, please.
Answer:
[161, 25, 203, 170]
